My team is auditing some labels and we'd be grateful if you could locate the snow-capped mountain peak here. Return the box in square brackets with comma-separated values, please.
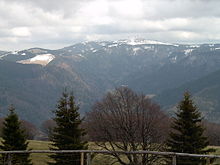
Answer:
[115, 38, 176, 46]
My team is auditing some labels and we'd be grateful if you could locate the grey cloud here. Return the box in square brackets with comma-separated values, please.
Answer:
[141, 0, 220, 20]
[2, 0, 90, 18]
[1, 0, 220, 50]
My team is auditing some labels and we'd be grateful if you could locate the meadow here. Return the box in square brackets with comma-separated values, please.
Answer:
[26, 140, 220, 165]
[28, 140, 52, 165]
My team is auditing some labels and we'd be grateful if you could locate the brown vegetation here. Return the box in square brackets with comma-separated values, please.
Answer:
[86, 87, 170, 165]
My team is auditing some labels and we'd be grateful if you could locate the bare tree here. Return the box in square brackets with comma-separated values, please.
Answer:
[41, 119, 56, 137]
[203, 121, 220, 146]
[21, 120, 38, 140]
[86, 87, 169, 165]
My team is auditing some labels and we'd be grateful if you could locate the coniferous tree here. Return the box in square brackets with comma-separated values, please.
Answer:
[49, 91, 87, 165]
[166, 92, 211, 165]
[0, 105, 32, 165]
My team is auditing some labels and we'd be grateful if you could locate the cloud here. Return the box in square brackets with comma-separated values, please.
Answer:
[0, 0, 220, 50]
[12, 27, 31, 37]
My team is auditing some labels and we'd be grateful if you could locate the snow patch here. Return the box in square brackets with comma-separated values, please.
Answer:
[132, 47, 141, 55]
[12, 51, 18, 55]
[184, 49, 194, 56]
[21, 53, 26, 56]
[71, 54, 87, 61]
[18, 54, 55, 66]
[30, 54, 54, 62]
[144, 46, 151, 50]
[77, 54, 85, 58]
[108, 44, 118, 48]
[99, 42, 106, 47]
[171, 56, 177, 63]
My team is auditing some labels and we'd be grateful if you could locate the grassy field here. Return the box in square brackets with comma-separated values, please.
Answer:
[28, 140, 52, 165]
[7, 141, 220, 165]
[208, 146, 220, 165]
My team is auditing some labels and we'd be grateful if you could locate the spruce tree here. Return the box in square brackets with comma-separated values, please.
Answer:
[49, 91, 87, 165]
[166, 92, 210, 165]
[0, 105, 32, 165]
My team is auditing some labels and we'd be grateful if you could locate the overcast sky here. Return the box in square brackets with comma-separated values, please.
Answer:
[1, 0, 220, 50]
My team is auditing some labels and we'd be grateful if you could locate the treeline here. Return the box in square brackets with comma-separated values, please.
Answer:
[40, 88, 220, 146]
[0, 87, 219, 164]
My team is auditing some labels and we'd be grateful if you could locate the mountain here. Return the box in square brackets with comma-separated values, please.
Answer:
[1, 39, 220, 125]
[155, 68, 220, 123]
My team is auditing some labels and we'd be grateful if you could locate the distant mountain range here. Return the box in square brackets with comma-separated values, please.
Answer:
[1, 38, 220, 125]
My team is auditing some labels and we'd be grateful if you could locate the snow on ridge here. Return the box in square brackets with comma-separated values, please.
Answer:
[117, 39, 176, 46]
[18, 54, 55, 66]
[0, 53, 10, 59]
[79, 39, 178, 47]
[189, 45, 200, 48]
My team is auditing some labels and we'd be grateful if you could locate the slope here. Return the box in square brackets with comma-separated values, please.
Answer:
[155, 69, 220, 122]
[0, 60, 94, 126]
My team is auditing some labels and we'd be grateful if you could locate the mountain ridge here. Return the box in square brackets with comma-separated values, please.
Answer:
[1, 39, 220, 125]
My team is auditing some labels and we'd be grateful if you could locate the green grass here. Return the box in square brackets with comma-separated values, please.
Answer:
[208, 146, 220, 165]
[4, 141, 220, 165]
[28, 140, 51, 150]
[28, 140, 52, 165]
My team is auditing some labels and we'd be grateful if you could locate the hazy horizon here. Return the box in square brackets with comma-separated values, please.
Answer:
[2, 38, 220, 52]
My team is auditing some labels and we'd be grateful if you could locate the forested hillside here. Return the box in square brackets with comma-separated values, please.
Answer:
[1, 39, 220, 125]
